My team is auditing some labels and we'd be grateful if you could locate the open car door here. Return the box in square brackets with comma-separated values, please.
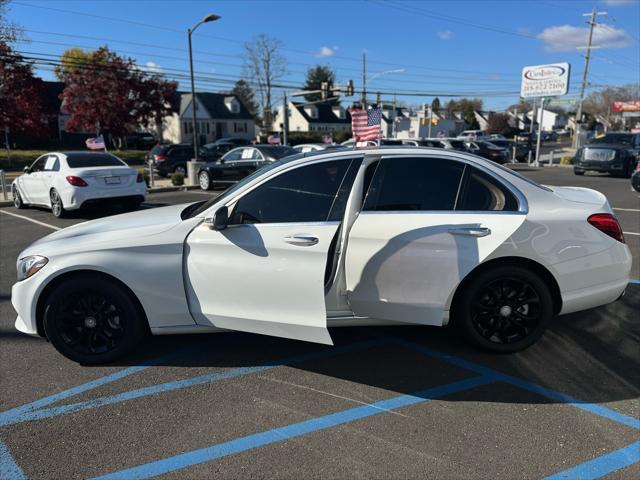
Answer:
[185, 156, 361, 344]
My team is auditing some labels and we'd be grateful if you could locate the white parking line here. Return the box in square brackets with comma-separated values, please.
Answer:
[624, 231, 640, 237]
[0, 210, 61, 230]
[614, 208, 640, 213]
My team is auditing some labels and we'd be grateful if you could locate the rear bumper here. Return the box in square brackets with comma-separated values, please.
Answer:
[61, 184, 146, 210]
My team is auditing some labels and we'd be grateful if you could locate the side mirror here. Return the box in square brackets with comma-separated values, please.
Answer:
[23, 166, 31, 174]
[205, 206, 228, 231]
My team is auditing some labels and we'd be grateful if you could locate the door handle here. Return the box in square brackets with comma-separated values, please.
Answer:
[284, 234, 319, 246]
[448, 227, 492, 237]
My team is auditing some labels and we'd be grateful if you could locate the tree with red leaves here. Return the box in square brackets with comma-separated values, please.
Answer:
[0, 41, 47, 141]
[61, 47, 176, 146]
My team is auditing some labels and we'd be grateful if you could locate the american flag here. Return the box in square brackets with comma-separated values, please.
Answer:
[86, 135, 106, 150]
[349, 107, 382, 142]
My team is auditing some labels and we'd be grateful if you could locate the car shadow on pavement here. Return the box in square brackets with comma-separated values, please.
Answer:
[103, 286, 639, 407]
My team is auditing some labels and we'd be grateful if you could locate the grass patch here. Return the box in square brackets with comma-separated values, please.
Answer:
[0, 149, 148, 170]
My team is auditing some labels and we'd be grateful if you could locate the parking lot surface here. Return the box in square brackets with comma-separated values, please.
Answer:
[1, 167, 638, 479]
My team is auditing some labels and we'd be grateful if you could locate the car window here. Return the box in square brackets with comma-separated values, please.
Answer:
[223, 149, 243, 161]
[240, 148, 254, 160]
[65, 153, 125, 168]
[43, 155, 59, 171]
[251, 149, 264, 160]
[30, 155, 47, 172]
[457, 167, 518, 211]
[229, 159, 353, 225]
[363, 157, 464, 212]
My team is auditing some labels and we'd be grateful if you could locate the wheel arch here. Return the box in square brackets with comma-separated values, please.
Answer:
[448, 256, 563, 322]
[35, 269, 149, 338]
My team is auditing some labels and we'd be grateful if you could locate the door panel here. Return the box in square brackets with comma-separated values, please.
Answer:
[345, 212, 525, 325]
[185, 222, 339, 344]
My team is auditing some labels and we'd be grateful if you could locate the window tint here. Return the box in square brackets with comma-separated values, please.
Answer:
[457, 167, 518, 211]
[31, 156, 47, 172]
[65, 153, 125, 168]
[230, 159, 353, 224]
[223, 149, 243, 161]
[363, 157, 464, 211]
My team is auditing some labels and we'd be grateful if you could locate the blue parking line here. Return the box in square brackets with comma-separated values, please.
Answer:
[544, 440, 640, 480]
[0, 440, 26, 480]
[0, 339, 386, 427]
[629, 279, 640, 285]
[0, 340, 210, 427]
[91, 375, 494, 480]
[395, 339, 640, 430]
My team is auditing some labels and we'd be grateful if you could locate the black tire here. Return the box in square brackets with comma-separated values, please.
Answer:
[453, 265, 554, 353]
[199, 170, 211, 191]
[574, 169, 585, 176]
[126, 199, 142, 211]
[42, 274, 146, 364]
[50, 189, 66, 218]
[174, 164, 187, 176]
[13, 185, 26, 209]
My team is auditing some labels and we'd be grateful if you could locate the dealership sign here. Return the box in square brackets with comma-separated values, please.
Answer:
[521, 63, 570, 98]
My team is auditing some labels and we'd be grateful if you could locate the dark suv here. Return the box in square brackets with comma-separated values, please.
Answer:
[147, 144, 194, 177]
[574, 133, 640, 177]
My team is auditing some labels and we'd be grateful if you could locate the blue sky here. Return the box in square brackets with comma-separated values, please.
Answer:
[6, 0, 640, 110]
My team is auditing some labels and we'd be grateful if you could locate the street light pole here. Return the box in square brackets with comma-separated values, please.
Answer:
[187, 14, 220, 163]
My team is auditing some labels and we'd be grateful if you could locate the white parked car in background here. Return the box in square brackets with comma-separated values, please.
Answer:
[12, 152, 146, 217]
[292, 143, 329, 154]
[11, 147, 631, 363]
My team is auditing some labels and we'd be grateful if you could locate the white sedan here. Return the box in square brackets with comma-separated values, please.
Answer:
[11, 147, 632, 363]
[12, 151, 146, 217]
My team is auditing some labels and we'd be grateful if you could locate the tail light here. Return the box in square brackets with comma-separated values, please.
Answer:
[66, 176, 88, 187]
[136, 173, 144, 183]
[154, 154, 168, 162]
[587, 213, 625, 243]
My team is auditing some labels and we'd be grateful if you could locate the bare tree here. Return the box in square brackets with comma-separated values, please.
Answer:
[0, 0, 22, 43]
[583, 84, 640, 129]
[243, 34, 287, 128]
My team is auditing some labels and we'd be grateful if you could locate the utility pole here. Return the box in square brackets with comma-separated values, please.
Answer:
[361, 51, 367, 109]
[428, 106, 433, 138]
[534, 97, 545, 166]
[528, 101, 537, 164]
[392, 94, 397, 138]
[574, 7, 607, 148]
[282, 92, 289, 146]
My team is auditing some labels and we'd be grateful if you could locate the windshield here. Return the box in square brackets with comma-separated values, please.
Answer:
[260, 146, 298, 159]
[589, 134, 633, 145]
[185, 153, 305, 218]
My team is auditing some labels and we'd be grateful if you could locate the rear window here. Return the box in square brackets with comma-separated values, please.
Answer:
[260, 146, 297, 159]
[65, 153, 126, 168]
[150, 145, 167, 155]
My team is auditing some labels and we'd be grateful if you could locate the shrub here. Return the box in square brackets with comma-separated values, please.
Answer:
[171, 172, 185, 186]
[560, 156, 573, 165]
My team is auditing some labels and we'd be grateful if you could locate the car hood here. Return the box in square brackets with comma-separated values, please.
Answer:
[584, 143, 628, 150]
[23, 203, 192, 256]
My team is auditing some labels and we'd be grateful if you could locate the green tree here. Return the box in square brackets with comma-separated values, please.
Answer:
[231, 79, 259, 119]
[431, 97, 441, 113]
[303, 65, 337, 103]
[54, 47, 94, 81]
[446, 98, 482, 129]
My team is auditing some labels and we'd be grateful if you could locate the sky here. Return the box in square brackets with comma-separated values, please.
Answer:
[5, 0, 640, 111]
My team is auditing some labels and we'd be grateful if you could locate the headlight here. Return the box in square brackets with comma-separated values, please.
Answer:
[17, 255, 48, 281]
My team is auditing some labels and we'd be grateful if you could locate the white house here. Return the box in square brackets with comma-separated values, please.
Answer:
[161, 92, 256, 145]
[272, 101, 351, 133]
[527, 108, 568, 132]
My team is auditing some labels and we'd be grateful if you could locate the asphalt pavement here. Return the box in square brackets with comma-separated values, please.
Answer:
[0, 167, 638, 479]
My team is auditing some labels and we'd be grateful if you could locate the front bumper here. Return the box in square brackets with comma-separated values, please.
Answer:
[574, 158, 626, 173]
[11, 273, 45, 336]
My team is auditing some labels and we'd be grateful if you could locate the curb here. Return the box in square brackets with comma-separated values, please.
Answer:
[0, 200, 13, 207]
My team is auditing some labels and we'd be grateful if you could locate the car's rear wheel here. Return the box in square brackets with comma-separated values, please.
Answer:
[174, 165, 187, 176]
[13, 186, 26, 209]
[574, 169, 584, 176]
[43, 274, 146, 364]
[454, 266, 553, 353]
[199, 171, 211, 190]
[50, 189, 66, 218]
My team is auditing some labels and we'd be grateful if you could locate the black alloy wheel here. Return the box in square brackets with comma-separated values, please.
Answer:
[470, 278, 541, 345]
[43, 274, 146, 364]
[455, 265, 553, 353]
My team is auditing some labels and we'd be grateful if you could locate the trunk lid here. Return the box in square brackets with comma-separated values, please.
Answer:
[74, 166, 137, 189]
[549, 186, 611, 211]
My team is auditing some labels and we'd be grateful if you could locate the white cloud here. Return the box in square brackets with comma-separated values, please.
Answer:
[315, 46, 336, 58]
[437, 30, 454, 40]
[537, 24, 632, 51]
[145, 61, 162, 74]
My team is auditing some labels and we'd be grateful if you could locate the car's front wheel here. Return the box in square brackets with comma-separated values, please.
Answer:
[454, 265, 553, 353]
[13, 186, 26, 209]
[573, 168, 584, 176]
[50, 189, 66, 218]
[199, 170, 211, 190]
[43, 274, 146, 364]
